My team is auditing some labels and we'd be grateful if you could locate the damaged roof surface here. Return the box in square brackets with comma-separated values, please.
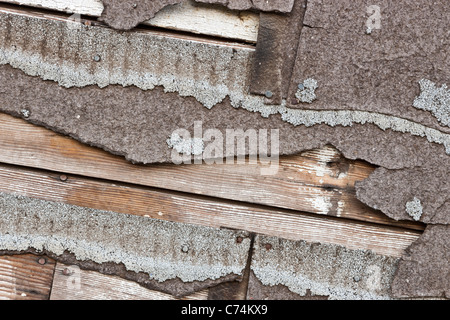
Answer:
[100, 0, 295, 30]
[0, 192, 251, 297]
[250, 235, 399, 300]
[0, 0, 449, 299]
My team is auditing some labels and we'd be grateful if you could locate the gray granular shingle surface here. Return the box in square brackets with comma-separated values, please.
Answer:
[392, 225, 450, 299]
[250, 235, 399, 300]
[0, 0, 449, 299]
[288, 0, 450, 135]
[0, 192, 251, 295]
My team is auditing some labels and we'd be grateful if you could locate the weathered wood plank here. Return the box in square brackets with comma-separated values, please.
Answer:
[0, 254, 55, 300]
[50, 262, 208, 300]
[0, 114, 422, 230]
[2, 0, 259, 43]
[0, 163, 421, 258]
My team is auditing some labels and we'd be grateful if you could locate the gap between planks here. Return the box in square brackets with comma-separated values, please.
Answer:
[0, 113, 424, 231]
[49, 262, 208, 300]
[1, 0, 259, 43]
[0, 254, 55, 300]
[0, 162, 421, 258]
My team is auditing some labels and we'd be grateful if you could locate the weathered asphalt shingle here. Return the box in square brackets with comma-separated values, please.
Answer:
[0, 192, 251, 296]
[0, 1, 449, 299]
[99, 0, 295, 30]
[392, 225, 450, 299]
[250, 235, 399, 300]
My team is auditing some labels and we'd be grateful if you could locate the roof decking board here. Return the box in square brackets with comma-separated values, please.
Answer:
[2, 0, 259, 42]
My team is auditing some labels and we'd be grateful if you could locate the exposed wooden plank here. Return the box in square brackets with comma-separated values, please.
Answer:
[0, 163, 421, 258]
[2, 0, 259, 43]
[0, 254, 55, 300]
[50, 262, 208, 300]
[0, 114, 422, 230]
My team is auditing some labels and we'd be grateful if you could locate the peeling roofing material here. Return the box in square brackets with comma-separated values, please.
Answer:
[99, 0, 295, 30]
[99, 0, 184, 30]
[195, 0, 294, 13]
[356, 166, 449, 225]
[288, 0, 450, 135]
[0, 192, 251, 296]
[0, 0, 449, 300]
[250, 235, 399, 300]
[392, 225, 450, 299]
[247, 270, 329, 300]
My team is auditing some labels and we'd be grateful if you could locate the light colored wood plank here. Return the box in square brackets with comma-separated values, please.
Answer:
[2, 0, 259, 43]
[50, 262, 208, 300]
[0, 163, 420, 258]
[0, 113, 422, 230]
[0, 254, 55, 300]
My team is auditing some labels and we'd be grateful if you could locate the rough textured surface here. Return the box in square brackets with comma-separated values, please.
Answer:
[0, 192, 251, 296]
[0, 11, 255, 110]
[0, 2, 449, 300]
[99, 0, 183, 30]
[392, 225, 450, 299]
[0, 248, 239, 297]
[247, 270, 328, 300]
[1, 60, 449, 226]
[250, 235, 399, 300]
[288, 0, 450, 135]
[249, 0, 306, 104]
[99, 0, 294, 30]
[1, 11, 449, 156]
[356, 166, 450, 225]
[413, 79, 450, 128]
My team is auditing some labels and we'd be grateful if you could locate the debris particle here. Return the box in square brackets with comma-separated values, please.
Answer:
[20, 109, 30, 118]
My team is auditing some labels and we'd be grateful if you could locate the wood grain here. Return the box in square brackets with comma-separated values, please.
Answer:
[1, 0, 259, 43]
[0, 113, 422, 230]
[0, 163, 421, 258]
[0, 254, 55, 300]
[50, 262, 208, 300]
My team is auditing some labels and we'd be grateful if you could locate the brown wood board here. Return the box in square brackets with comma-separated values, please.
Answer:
[0, 114, 423, 231]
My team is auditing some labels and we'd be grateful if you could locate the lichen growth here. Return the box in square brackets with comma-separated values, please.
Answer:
[413, 79, 450, 128]
[1, 12, 450, 156]
[0, 192, 250, 282]
[295, 78, 319, 104]
[251, 235, 399, 300]
[405, 197, 423, 221]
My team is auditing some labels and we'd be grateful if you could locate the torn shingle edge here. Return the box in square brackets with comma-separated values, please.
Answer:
[0, 192, 251, 297]
[0, 12, 449, 155]
[3, 191, 447, 299]
[98, 0, 295, 30]
[250, 235, 399, 300]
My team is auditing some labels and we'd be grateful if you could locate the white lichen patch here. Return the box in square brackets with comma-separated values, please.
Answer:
[413, 79, 450, 128]
[295, 78, 319, 104]
[405, 197, 423, 221]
